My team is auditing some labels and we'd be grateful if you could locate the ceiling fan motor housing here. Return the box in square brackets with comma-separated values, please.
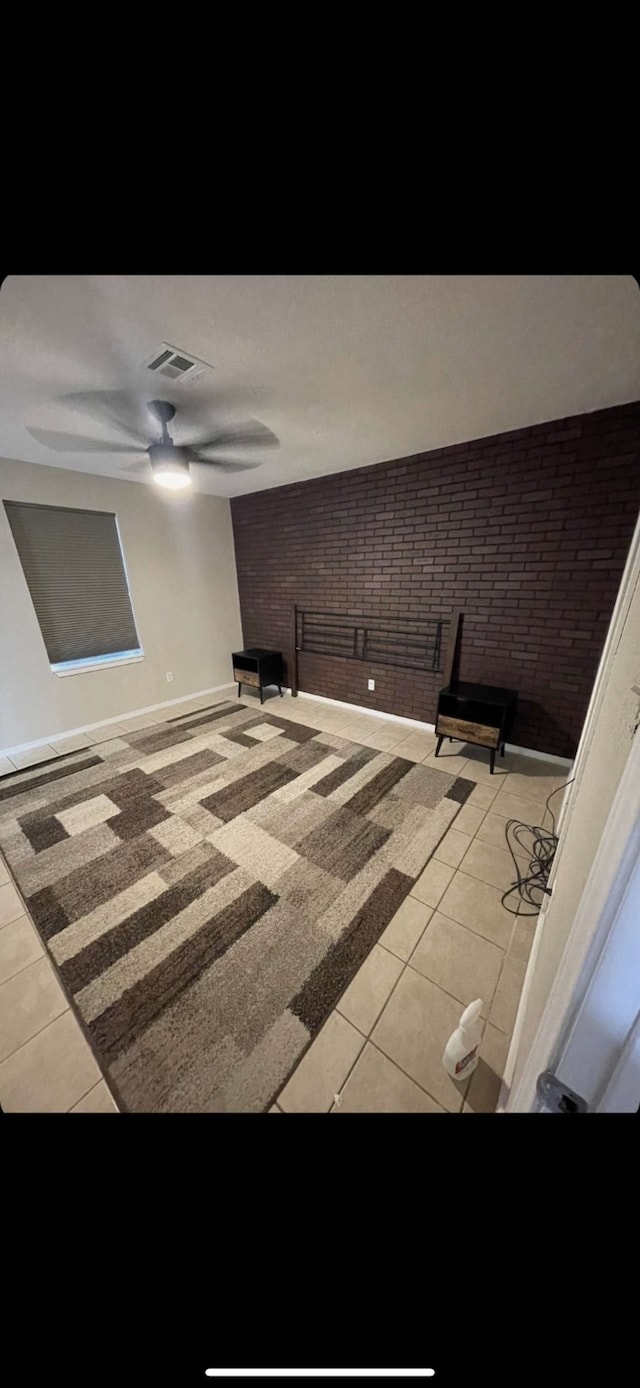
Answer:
[148, 443, 190, 482]
[148, 400, 177, 426]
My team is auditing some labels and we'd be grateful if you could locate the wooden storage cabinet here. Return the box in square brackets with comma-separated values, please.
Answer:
[435, 681, 517, 773]
[232, 648, 284, 704]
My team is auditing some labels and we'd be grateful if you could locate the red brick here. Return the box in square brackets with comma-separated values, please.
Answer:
[231, 402, 640, 758]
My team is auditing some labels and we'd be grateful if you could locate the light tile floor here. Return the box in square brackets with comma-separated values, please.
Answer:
[0, 689, 570, 1113]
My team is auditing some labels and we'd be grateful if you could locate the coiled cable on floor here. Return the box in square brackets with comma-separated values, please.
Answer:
[501, 778, 575, 916]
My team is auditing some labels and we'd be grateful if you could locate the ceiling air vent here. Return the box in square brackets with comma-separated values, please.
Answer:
[142, 343, 213, 384]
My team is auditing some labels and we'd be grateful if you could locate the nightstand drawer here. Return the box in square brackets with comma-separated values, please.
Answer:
[234, 667, 260, 687]
[436, 714, 500, 748]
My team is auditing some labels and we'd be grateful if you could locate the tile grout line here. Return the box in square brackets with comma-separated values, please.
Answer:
[467, 792, 543, 1033]
[0, 944, 47, 987]
[367, 1035, 468, 1111]
[332, 787, 529, 1106]
[335, 944, 476, 1111]
[429, 800, 530, 1037]
[347, 797, 480, 1022]
[403, 932, 503, 1014]
[330, 1031, 455, 1113]
[336, 900, 466, 1111]
[0, 1002, 71, 1070]
[66, 1076, 119, 1114]
[0, 910, 29, 933]
[279, 792, 466, 1112]
[295, 782, 512, 1112]
[334, 901, 518, 1110]
[423, 797, 537, 1039]
[409, 869, 519, 950]
[324, 1026, 370, 1114]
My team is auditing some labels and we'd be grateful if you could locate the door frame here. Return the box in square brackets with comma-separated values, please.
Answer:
[598, 1009, 640, 1113]
[524, 730, 640, 1110]
[502, 507, 640, 1112]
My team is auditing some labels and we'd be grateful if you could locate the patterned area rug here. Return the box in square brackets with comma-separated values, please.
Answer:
[0, 700, 474, 1111]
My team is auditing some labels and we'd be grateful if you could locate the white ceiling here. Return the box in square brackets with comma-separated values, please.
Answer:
[1, 274, 639, 497]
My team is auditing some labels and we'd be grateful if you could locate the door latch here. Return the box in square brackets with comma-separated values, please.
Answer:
[536, 1071, 589, 1112]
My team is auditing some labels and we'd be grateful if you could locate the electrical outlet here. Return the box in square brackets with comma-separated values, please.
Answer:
[368, 678, 375, 691]
[166, 672, 174, 683]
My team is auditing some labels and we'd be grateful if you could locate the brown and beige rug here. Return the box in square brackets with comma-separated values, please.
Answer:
[0, 700, 474, 1111]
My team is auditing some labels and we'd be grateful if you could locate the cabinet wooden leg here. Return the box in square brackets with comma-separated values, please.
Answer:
[490, 748, 496, 774]
[435, 736, 444, 758]
[237, 683, 241, 698]
[500, 742, 505, 757]
[260, 687, 264, 705]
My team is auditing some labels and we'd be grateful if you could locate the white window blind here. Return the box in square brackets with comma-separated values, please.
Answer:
[4, 500, 142, 669]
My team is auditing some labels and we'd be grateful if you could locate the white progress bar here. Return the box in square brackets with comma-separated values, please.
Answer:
[205, 1373, 436, 1379]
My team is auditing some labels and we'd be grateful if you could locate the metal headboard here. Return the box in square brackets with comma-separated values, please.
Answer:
[290, 605, 463, 696]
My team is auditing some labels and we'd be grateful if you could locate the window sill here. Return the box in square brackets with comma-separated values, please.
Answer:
[51, 653, 144, 678]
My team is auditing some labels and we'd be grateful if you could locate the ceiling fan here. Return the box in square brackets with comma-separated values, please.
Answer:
[27, 398, 279, 491]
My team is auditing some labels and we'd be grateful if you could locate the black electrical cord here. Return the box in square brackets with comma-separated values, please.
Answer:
[501, 777, 575, 916]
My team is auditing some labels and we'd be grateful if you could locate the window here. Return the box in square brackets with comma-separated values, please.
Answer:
[4, 500, 143, 675]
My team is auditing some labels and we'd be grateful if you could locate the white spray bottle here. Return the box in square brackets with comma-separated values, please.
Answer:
[442, 999, 483, 1081]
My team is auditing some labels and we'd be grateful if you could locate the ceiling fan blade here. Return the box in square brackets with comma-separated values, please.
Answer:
[187, 419, 279, 452]
[121, 458, 151, 473]
[56, 390, 150, 446]
[186, 451, 262, 473]
[27, 427, 144, 456]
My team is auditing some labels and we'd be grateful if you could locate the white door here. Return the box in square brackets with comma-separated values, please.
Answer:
[504, 510, 640, 1113]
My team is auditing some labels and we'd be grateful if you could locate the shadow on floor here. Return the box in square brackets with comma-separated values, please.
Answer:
[465, 1057, 504, 1113]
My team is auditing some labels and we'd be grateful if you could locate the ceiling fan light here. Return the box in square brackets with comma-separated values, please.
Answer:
[149, 444, 191, 491]
[153, 468, 192, 490]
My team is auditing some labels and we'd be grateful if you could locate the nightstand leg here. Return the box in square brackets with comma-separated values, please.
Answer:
[435, 736, 444, 758]
[260, 687, 264, 705]
[237, 683, 241, 698]
[500, 742, 505, 757]
[279, 685, 283, 697]
[490, 748, 496, 774]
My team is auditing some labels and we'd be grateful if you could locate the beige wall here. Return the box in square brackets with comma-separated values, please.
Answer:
[0, 457, 243, 751]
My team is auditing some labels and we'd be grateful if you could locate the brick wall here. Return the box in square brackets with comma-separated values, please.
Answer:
[230, 401, 640, 758]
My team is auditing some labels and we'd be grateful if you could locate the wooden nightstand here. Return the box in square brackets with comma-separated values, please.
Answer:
[435, 681, 518, 773]
[232, 648, 284, 704]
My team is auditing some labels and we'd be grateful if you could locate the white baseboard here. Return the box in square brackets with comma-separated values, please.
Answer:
[296, 690, 573, 767]
[297, 690, 436, 732]
[2, 680, 574, 771]
[0, 682, 236, 760]
[503, 744, 573, 769]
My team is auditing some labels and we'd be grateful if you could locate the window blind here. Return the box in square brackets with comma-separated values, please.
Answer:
[4, 500, 141, 666]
